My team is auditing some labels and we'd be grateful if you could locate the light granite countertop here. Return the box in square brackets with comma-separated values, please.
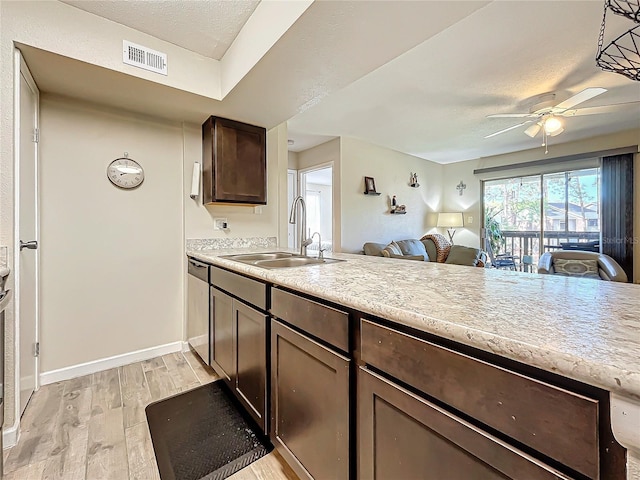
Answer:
[187, 247, 640, 400]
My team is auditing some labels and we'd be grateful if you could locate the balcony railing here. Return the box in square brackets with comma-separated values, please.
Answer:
[495, 230, 600, 272]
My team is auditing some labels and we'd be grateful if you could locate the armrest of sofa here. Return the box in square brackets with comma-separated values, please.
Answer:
[537, 252, 554, 274]
[598, 254, 628, 282]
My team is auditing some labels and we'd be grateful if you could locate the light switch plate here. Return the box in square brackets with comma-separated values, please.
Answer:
[467, 216, 473, 224]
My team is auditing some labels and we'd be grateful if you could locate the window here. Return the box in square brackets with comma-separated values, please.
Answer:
[483, 167, 600, 267]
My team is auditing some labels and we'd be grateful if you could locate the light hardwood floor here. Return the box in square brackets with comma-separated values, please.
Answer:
[3, 351, 297, 480]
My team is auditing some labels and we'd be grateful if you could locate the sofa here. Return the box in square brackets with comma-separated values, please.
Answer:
[538, 251, 627, 282]
[363, 236, 486, 267]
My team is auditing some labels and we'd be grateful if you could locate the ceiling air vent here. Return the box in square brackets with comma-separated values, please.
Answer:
[122, 40, 168, 76]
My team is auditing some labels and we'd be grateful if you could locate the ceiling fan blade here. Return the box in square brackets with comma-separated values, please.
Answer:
[553, 87, 607, 111]
[561, 101, 640, 116]
[486, 113, 533, 118]
[484, 121, 532, 138]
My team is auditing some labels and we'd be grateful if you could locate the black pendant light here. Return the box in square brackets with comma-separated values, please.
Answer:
[596, 0, 640, 81]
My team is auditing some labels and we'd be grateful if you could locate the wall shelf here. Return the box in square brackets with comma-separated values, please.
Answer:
[364, 191, 381, 196]
[390, 210, 407, 214]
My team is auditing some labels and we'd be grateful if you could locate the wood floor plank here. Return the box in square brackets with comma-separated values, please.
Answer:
[91, 368, 122, 417]
[184, 349, 219, 385]
[119, 362, 152, 429]
[145, 366, 178, 402]
[63, 375, 91, 393]
[141, 357, 165, 372]
[4, 353, 296, 480]
[4, 383, 65, 472]
[86, 407, 129, 480]
[162, 352, 199, 390]
[228, 465, 260, 480]
[3, 459, 46, 480]
[41, 386, 92, 479]
[249, 451, 300, 480]
[125, 422, 160, 480]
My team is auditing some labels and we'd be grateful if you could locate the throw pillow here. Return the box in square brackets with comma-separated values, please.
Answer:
[445, 246, 481, 266]
[553, 259, 600, 279]
[381, 241, 403, 257]
[389, 253, 425, 261]
[363, 242, 386, 256]
[395, 239, 430, 261]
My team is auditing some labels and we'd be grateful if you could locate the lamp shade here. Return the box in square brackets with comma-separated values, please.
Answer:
[437, 212, 464, 228]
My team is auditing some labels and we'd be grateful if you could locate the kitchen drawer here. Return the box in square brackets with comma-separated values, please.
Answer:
[360, 319, 599, 479]
[271, 288, 349, 352]
[359, 367, 573, 480]
[187, 257, 209, 282]
[210, 266, 266, 310]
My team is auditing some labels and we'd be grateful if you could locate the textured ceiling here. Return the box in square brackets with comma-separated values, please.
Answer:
[60, 0, 259, 59]
[26, 1, 640, 164]
[287, 1, 640, 162]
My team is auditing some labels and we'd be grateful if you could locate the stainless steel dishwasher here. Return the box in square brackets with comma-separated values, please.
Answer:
[187, 258, 209, 364]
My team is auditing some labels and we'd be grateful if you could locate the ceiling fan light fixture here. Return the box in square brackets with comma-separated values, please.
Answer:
[524, 123, 542, 137]
[543, 116, 563, 134]
[549, 126, 565, 137]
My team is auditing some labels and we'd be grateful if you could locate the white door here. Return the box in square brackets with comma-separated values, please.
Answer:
[16, 51, 39, 416]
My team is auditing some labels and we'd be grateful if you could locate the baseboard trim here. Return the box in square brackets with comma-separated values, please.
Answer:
[39, 341, 184, 385]
[3, 423, 19, 449]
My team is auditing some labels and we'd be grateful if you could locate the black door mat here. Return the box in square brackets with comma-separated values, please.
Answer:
[146, 381, 272, 480]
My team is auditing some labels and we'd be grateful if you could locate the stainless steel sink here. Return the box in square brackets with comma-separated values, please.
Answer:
[221, 251, 344, 269]
[223, 252, 296, 262]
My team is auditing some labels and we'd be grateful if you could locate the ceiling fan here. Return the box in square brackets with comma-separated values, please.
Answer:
[484, 87, 639, 152]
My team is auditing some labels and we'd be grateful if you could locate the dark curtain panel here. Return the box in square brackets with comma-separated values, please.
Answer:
[601, 154, 634, 282]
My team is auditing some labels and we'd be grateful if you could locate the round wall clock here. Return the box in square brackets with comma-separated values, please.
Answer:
[107, 156, 144, 189]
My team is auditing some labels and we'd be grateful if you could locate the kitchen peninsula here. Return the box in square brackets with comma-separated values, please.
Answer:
[187, 246, 640, 480]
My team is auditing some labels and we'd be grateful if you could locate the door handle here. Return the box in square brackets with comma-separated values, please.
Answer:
[20, 240, 38, 251]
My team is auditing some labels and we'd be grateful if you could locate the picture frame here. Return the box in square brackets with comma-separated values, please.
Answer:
[364, 176, 377, 194]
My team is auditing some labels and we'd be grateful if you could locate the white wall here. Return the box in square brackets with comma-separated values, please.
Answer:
[288, 151, 298, 170]
[340, 137, 443, 253]
[39, 95, 184, 372]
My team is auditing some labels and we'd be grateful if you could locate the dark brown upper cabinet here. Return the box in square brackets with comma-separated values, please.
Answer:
[202, 116, 267, 205]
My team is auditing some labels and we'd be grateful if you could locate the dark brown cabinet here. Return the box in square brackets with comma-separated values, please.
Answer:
[210, 287, 234, 383]
[358, 367, 573, 480]
[234, 300, 267, 430]
[209, 267, 268, 432]
[270, 320, 350, 480]
[202, 116, 266, 205]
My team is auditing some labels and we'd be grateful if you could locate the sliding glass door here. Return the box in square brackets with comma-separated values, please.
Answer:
[482, 167, 600, 270]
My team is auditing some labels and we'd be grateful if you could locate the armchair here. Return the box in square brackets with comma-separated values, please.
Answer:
[538, 251, 627, 282]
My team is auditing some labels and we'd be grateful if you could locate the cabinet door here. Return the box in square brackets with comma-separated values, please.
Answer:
[271, 320, 350, 480]
[202, 116, 266, 205]
[187, 273, 209, 364]
[210, 287, 234, 384]
[358, 368, 574, 480]
[234, 301, 267, 432]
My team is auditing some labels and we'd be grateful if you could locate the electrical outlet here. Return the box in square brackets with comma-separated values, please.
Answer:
[467, 216, 473, 224]
[214, 218, 228, 230]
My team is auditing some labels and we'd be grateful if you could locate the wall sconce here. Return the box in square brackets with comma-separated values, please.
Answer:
[456, 180, 467, 196]
[437, 212, 464, 243]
